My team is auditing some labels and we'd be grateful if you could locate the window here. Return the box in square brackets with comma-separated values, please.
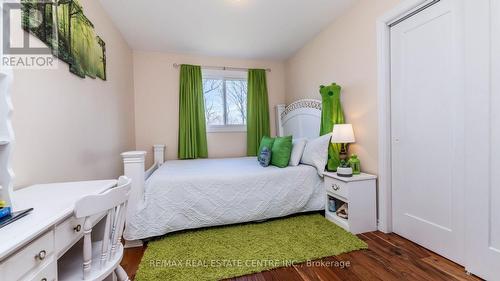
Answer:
[202, 70, 247, 132]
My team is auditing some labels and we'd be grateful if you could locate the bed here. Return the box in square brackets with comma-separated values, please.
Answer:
[121, 99, 325, 245]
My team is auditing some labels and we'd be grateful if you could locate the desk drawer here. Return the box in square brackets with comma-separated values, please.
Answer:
[0, 230, 54, 281]
[22, 260, 56, 281]
[55, 216, 85, 256]
[325, 177, 349, 200]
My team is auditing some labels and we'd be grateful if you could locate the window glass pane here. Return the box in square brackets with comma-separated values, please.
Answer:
[225, 79, 247, 125]
[203, 79, 224, 125]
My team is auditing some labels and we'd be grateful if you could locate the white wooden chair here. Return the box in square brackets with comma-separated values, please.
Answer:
[58, 176, 132, 281]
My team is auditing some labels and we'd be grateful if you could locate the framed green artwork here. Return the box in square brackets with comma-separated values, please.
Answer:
[21, 0, 107, 80]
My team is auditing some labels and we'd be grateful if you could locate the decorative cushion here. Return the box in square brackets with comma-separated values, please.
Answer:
[301, 134, 331, 176]
[258, 147, 272, 167]
[289, 139, 307, 166]
[258, 136, 275, 156]
[271, 135, 293, 168]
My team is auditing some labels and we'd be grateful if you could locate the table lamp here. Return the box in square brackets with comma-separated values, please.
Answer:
[331, 124, 355, 161]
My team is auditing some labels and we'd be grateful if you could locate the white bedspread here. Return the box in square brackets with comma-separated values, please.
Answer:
[124, 157, 324, 240]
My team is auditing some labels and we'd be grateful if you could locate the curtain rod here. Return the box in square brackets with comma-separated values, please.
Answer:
[173, 63, 271, 72]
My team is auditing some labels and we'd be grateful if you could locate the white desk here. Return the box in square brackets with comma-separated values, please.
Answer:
[0, 180, 116, 281]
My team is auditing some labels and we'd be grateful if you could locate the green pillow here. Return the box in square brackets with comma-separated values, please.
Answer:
[271, 135, 293, 168]
[258, 136, 275, 155]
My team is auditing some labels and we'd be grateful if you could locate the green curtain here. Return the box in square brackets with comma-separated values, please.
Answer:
[319, 83, 345, 171]
[247, 69, 270, 156]
[178, 64, 208, 159]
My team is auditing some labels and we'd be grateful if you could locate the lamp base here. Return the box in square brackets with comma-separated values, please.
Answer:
[339, 144, 349, 161]
[339, 151, 348, 161]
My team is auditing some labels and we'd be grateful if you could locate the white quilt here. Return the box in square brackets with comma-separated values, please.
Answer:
[124, 157, 324, 240]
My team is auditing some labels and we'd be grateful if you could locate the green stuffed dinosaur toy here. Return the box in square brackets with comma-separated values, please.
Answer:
[319, 83, 345, 171]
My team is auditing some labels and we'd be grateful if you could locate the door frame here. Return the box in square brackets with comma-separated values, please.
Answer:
[463, 0, 496, 278]
[376, 0, 435, 233]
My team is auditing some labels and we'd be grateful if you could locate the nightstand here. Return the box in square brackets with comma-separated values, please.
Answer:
[323, 172, 377, 234]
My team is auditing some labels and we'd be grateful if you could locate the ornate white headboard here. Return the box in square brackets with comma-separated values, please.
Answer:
[275, 99, 322, 139]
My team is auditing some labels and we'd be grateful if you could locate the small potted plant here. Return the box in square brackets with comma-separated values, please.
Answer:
[336, 160, 353, 177]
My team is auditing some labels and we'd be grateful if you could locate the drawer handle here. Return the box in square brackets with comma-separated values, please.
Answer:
[332, 184, 341, 191]
[74, 224, 82, 232]
[41, 278, 47, 281]
[35, 250, 47, 260]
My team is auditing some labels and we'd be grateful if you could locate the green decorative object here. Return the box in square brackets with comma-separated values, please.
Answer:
[270, 135, 293, 168]
[135, 214, 367, 281]
[247, 69, 270, 156]
[178, 65, 208, 159]
[319, 83, 345, 172]
[21, 0, 107, 80]
[258, 136, 275, 155]
[348, 154, 361, 175]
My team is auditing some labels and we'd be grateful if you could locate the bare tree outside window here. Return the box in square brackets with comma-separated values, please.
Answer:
[202, 76, 247, 127]
[203, 79, 224, 125]
[226, 80, 247, 124]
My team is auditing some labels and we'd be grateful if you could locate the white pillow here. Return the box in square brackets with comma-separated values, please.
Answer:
[289, 139, 307, 166]
[300, 134, 331, 176]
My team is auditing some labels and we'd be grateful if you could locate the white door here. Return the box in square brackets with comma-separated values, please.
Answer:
[390, 0, 465, 264]
[464, 0, 500, 279]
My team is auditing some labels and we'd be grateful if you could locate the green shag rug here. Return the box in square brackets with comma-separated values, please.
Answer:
[135, 214, 367, 281]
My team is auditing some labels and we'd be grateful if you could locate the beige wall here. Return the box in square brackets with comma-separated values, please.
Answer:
[133, 52, 285, 167]
[11, 0, 135, 188]
[285, 0, 399, 174]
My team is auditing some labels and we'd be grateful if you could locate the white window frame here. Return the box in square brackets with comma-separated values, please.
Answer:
[202, 69, 248, 133]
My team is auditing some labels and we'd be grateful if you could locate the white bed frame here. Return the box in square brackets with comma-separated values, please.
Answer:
[121, 99, 322, 247]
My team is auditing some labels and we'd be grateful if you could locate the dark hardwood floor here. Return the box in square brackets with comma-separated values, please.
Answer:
[121, 231, 482, 281]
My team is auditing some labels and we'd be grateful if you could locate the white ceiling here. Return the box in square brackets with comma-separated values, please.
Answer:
[99, 0, 356, 60]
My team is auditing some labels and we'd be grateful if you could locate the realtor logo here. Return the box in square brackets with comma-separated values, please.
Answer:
[2, 1, 58, 69]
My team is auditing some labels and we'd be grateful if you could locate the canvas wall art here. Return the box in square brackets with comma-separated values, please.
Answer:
[21, 0, 107, 80]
